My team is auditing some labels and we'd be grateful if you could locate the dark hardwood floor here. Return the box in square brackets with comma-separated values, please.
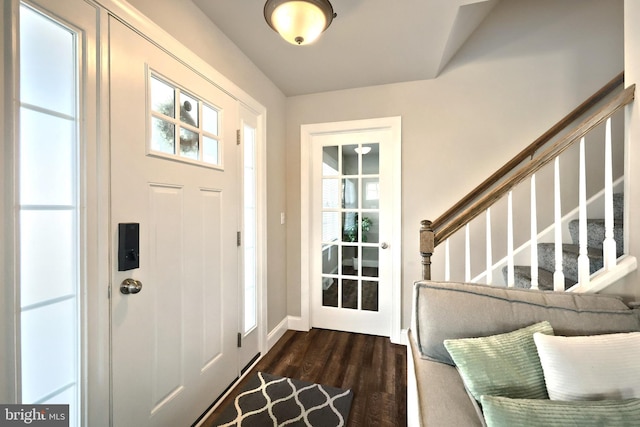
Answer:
[199, 328, 407, 427]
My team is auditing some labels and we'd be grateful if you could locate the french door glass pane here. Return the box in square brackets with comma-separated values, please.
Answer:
[321, 143, 381, 311]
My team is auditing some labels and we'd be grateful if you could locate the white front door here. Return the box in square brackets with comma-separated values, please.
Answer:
[303, 118, 402, 337]
[109, 18, 239, 427]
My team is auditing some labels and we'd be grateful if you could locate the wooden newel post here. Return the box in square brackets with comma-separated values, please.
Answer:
[420, 220, 435, 280]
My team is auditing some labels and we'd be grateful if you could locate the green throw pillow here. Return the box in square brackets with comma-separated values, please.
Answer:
[481, 395, 640, 427]
[444, 321, 553, 401]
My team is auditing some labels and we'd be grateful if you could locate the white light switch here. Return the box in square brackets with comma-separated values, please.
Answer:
[280, 212, 286, 225]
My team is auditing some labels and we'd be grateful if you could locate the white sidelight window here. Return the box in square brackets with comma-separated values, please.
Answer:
[243, 123, 257, 334]
[19, 4, 80, 427]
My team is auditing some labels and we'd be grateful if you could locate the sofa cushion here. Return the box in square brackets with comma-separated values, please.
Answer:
[480, 395, 640, 427]
[534, 331, 640, 400]
[444, 321, 553, 401]
[412, 281, 640, 365]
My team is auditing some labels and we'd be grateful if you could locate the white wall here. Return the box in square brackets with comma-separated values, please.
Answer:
[125, 0, 290, 331]
[285, 0, 625, 327]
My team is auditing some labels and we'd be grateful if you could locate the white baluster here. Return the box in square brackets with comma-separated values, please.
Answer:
[603, 117, 617, 269]
[578, 137, 591, 287]
[553, 157, 565, 291]
[530, 174, 539, 290]
[507, 191, 515, 287]
[445, 238, 451, 281]
[486, 208, 493, 285]
[465, 224, 471, 282]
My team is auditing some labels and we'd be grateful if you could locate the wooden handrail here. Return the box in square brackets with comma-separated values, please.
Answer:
[435, 84, 635, 246]
[432, 72, 624, 233]
[420, 75, 635, 280]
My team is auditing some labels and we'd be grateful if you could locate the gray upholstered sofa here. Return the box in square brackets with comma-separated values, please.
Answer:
[406, 280, 640, 426]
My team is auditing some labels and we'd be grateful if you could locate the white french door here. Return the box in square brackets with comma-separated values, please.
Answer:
[109, 17, 240, 427]
[302, 118, 402, 338]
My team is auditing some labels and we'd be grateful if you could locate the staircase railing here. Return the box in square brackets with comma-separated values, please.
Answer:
[420, 72, 635, 290]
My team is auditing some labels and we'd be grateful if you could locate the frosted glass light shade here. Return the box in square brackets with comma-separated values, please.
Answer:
[264, 0, 335, 45]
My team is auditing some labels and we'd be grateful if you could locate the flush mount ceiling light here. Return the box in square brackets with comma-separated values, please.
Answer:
[264, 0, 336, 46]
[354, 146, 372, 155]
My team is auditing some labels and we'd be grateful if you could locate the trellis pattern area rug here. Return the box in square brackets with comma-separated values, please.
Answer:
[212, 372, 353, 426]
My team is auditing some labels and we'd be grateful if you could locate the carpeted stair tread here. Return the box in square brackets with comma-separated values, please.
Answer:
[498, 193, 624, 290]
[536, 243, 603, 283]
[504, 266, 574, 291]
[568, 218, 624, 256]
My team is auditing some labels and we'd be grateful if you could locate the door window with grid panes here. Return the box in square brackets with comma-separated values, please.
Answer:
[149, 73, 223, 167]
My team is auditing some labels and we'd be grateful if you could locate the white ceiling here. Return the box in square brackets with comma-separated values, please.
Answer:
[192, 0, 500, 96]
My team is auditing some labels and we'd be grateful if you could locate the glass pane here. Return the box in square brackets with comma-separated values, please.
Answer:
[362, 247, 379, 278]
[150, 76, 175, 118]
[322, 277, 338, 307]
[180, 91, 199, 127]
[341, 246, 358, 275]
[203, 104, 219, 135]
[322, 245, 339, 274]
[362, 143, 379, 174]
[20, 108, 75, 205]
[21, 298, 77, 403]
[243, 125, 257, 333]
[322, 146, 339, 174]
[362, 178, 379, 209]
[180, 128, 198, 159]
[342, 144, 359, 175]
[20, 210, 76, 308]
[361, 212, 378, 244]
[342, 279, 358, 309]
[362, 281, 379, 311]
[322, 212, 340, 243]
[323, 179, 340, 208]
[151, 117, 175, 154]
[342, 178, 358, 209]
[20, 6, 75, 116]
[203, 136, 219, 164]
[342, 212, 358, 243]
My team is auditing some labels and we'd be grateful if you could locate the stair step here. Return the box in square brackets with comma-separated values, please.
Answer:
[538, 243, 603, 283]
[613, 193, 624, 220]
[502, 266, 574, 291]
[568, 219, 623, 255]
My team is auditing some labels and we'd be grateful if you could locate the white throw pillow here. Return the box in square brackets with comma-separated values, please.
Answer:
[533, 332, 640, 401]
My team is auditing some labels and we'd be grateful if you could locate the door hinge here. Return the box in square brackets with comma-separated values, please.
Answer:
[237, 332, 242, 348]
[236, 129, 241, 145]
[237, 231, 242, 247]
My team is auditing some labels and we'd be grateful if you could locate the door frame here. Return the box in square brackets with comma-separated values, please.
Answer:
[299, 117, 402, 344]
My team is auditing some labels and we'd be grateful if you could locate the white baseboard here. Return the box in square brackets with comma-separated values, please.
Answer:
[286, 315, 309, 332]
[398, 328, 409, 346]
[267, 317, 289, 350]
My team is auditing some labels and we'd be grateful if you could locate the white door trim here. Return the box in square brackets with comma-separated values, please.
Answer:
[299, 117, 402, 344]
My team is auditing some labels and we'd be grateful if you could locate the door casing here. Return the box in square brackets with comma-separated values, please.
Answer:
[298, 117, 402, 344]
